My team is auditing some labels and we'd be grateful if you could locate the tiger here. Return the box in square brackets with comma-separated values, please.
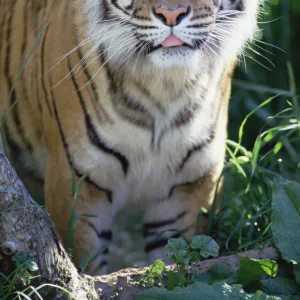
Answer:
[0, 0, 261, 275]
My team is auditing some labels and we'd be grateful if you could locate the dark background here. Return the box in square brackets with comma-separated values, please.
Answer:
[229, 0, 300, 147]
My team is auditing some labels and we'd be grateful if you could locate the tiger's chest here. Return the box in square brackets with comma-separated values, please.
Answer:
[69, 105, 224, 208]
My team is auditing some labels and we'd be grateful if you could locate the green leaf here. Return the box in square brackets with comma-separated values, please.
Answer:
[213, 283, 279, 300]
[140, 260, 165, 287]
[165, 251, 177, 262]
[208, 263, 236, 282]
[193, 272, 212, 283]
[149, 260, 165, 276]
[272, 180, 300, 263]
[281, 295, 300, 300]
[71, 214, 80, 228]
[294, 264, 300, 284]
[166, 238, 189, 252]
[190, 235, 219, 258]
[251, 290, 281, 300]
[167, 271, 178, 290]
[137, 282, 280, 300]
[229, 257, 278, 286]
[80, 214, 98, 218]
[12, 252, 38, 272]
[189, 251, 200, 264]
[261, 277, 300, 296]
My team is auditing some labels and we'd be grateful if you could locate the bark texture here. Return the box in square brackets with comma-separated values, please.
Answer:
[0, 152, 96, 299]
[0, 151, 280, 299]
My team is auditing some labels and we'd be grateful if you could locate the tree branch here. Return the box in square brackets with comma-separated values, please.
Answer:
[0, 152, 96, 299]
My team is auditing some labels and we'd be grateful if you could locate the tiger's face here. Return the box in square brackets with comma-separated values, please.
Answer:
[83, 0, 260, 70]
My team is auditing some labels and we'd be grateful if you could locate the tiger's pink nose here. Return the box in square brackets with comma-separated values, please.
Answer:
[154, 6, 190, 26]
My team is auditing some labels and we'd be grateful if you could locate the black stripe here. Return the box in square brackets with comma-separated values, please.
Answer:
[78, 47, 100, 103]
[76, 45, 111, 123]
[80, 219, 113, 241]
[176, 100, 222, 173]
[2, 123, 22, 160]
[35, 64, 43, 112]
[144, 211, 187, 236]
[102, 247, 109, 255]
[32, 3, 42, 113]
[124, 1, 133, 10]
[100, 53, 117, 95]
[186, 23, 211, 28]
[168, 179, 199, 198]
[134, 25, 159, 30]
[173, 101, 200, 127]
[190, 13, 213, 21]
[41, 24, 53, 115]
[177, 141, 210, 173]
[68, 58, 129, 175]
[132, 15, 151, 21]
[99, 230, 113, 241]
[20, 1, 28, 71]
[112, 92, 153, 129]
[145, 231, 182, 252]
[100, 0, 112, 21]
[5, 0, 33, 153]
[49, 79, 113, 203]
[2, 123, 44, 185]
[87, 260, 108, 273]
[0, 2, 6, 66]
[98, 261, 108, 268]
[111, 0, 131, 16]
[145, 236, 179, 252]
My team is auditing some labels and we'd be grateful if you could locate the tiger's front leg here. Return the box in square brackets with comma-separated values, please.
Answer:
[45, 154, 114, 276]
[143, 169, 221, 264]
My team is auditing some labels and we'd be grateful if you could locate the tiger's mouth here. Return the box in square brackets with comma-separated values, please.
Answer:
[157, 32, 209, 51]
[161, 34, 184, 48]
[140, 33, 209, 57]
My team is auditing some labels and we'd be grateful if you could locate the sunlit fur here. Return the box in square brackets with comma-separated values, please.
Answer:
[0, 0, 261, 275]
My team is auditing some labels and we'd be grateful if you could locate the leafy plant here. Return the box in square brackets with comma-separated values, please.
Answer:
[138, 171, 300, 299]
[166, 235, 219, 289]
[0, 251, 77, 299]
[0, 252, 39, 299]
[140, 260, 165, 287]
[138, 282, 281, 300]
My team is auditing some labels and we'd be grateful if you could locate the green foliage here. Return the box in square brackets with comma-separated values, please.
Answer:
[190, 235, 219, 259]
[212, 0, 300, 257]
[139, 177, 300, 298]
[140, 260, 165, 287]
[137, 282, 280, 300]
[0, 252, 39, 299]
[0, 252, 77, 299]
[294, 265, 300, 285]
[229, 258, 278, 287]
[206, 263, 236, 283]
[139, 238, 284, 299]
[261, 278, 300, 297]
[272, 180, 300, 263]
[165, 236, 219, 288]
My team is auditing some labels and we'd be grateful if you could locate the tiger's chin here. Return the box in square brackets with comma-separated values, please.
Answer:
[148, 46, 201, 69]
